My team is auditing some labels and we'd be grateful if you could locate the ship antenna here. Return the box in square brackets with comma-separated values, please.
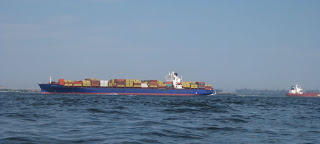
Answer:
[49, 75, 52, 84]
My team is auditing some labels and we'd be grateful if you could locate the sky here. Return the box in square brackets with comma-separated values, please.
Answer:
[0, 0, 320, 91]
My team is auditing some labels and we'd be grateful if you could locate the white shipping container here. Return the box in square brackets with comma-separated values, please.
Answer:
[141, 83, 148, 88]
[100, 80, 108, 87]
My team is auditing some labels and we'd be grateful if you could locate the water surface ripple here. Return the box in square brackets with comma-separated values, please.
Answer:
[0, 92, 319, 143]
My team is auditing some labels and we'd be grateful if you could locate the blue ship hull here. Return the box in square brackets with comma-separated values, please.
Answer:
[39, 84, 214, 96]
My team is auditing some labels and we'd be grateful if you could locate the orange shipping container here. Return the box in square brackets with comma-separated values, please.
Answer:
[59, 79, 64, 85]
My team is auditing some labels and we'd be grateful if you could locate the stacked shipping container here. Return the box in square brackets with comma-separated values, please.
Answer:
[100, 80, 108, 87]
[55, 78, 210, 89]
[91, 80, 100, 87]
[133, 81, 141, 88]
[125, 79, 141, 88]
[148, 80, 158, 88]
[182, 82, 191, 88]
[197, 82, 205, 89]
[115, 79, 125, 87]
[82, 80, 91, 86]
[190, 82, 198, 89]
[73, 81, 82, 87]
[59, 79, 65, 85]
[64, 80, 74, 86]
[165, 82, 173, 88]
[158, 81, 166, 88]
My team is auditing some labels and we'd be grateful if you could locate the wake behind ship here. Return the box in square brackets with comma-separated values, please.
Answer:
[39, 72, 215, 96]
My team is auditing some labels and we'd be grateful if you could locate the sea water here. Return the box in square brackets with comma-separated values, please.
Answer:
[0, 92, 319, 143]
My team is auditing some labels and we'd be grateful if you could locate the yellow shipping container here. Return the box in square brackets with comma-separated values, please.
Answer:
[82, 80, 91, 86]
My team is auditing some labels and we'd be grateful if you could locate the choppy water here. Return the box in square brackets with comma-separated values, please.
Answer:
[0, 92, 319, 144]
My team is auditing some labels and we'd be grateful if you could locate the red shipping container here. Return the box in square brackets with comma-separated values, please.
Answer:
[165, 82, 173, 84]
[91, 80, 100, 87]
[74, 81, 83, 84]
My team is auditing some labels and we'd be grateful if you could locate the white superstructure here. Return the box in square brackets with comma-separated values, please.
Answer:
[165, 71, 183, 89]
[288, 84, 303, 94]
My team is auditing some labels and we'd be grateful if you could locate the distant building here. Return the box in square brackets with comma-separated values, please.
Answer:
[0, 86, 3, 89]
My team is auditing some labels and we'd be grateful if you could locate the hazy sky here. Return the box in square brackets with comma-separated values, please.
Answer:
[1, 0, 320, 91]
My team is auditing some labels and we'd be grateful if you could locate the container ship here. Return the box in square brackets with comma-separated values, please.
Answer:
[286, 84, 320, 97]
[39, 72, 215, 96]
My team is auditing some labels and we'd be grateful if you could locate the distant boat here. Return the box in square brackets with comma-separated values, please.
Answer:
[286, 84, 320, 97]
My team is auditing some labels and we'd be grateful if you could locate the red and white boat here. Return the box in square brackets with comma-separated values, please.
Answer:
[286, 84, 320, 97]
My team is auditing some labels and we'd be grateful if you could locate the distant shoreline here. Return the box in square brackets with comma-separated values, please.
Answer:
[0, 88, 41, 93]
